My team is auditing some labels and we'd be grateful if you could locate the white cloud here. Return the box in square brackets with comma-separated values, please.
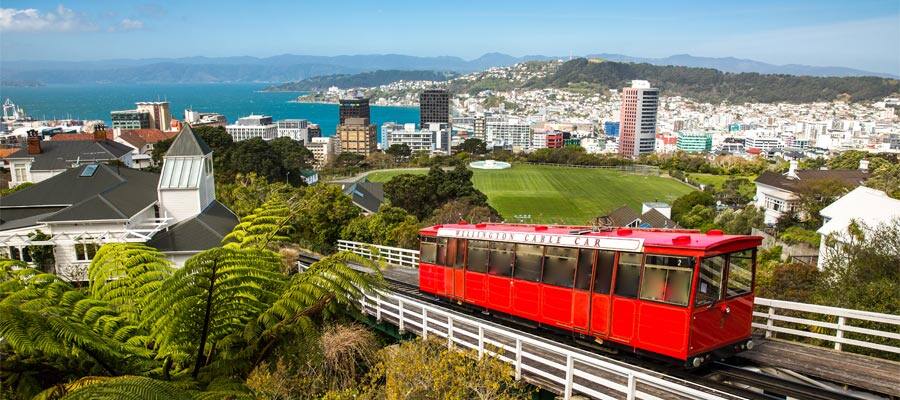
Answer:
[0, 5, 97, 32]
[117, 18, 144, 31]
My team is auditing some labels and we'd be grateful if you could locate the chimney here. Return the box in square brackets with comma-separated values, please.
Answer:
[93, 126, 108, 141]
[859, 159, 869, 173]
[26, 129, 42, 155]
[787, 160, 799, 179]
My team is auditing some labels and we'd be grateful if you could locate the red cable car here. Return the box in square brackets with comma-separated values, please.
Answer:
[418, 223, 762, 367]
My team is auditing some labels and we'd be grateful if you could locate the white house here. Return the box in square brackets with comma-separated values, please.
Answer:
[754, 160, 870, 224]
[816, 186, 900, 270]
[0, 125, 238, 278]
[112, 128, 178, 169]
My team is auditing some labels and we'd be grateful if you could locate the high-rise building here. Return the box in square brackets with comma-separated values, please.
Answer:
[676, 131, 713, 153]
[307, 136, 341, 168]
[276, 119, 310, 143]
[486, 118, 532, 151]
[225, 115, 278, 141]
[111, 109, 151, 130]
[184, 109, 227, 128]
[420, 89, 450, 126]
[603, 121, 620, 137]
[618, 80, 658, 158]
[337, 117, 377, 156]
[382, 122, 451, 154]
[136, 101, 173, 131]
[339, 97, 370, 125]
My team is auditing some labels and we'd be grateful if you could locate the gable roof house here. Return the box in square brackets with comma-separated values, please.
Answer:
[112, 128, 179, 169]
[597, 202, 678, 229]
[815, 186, 900, 270]
[0, 125, 238, 279]
[754, 159, 870, 224]
[341, 179, 385, 214]
[2, 129, 134, 189]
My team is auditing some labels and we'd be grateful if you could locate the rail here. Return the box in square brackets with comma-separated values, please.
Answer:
[359, 289, 739, 400]
[340, 239, 900, 359]
[753, 297, 900, 354]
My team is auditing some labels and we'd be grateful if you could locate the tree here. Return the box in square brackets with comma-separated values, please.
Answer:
[671, 191, 715, 225]
[26, 230, 55, 273]
[217, 173, 301, 218]
[714, 205, 764, 235]
[269, 137, 314, 185]
[430, 198, 501, 225]
[341, 206, 420, 249]
[295, 184, 361, 253]
[866, 163, 900, 199]
[679, 204, 716, 230]
[456, 138, 488, 155]
[384, 165, 490, 220]
[795, 178, 853, 227]
[385, 144, 412, 162]
[230, 138, 286, 182]
[757, 262, 822, 303]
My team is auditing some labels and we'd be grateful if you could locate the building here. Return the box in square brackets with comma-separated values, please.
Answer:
[618, 80, 658, 158]
[546, 132, 564, 149]
[339, 97, 370, 125]
[276, 119, 311, 143]
[136, 101, 173, 131]
[597, 203, 677, 229]
[486, 118, 532, 151]
[744, 130, 781, 152]
[300, 169, 318, 185]
[816, 186, 900, 270]
[382, 122, 451, 154]
[754, 160, 870, 224]
[341, 179, 385, 214]
[184, 109, 227, 127]
[420, 89, 450, 127]
[111, 109, 151, 130]
[0, 125, 238, 277]
[226, 115, 277, 142]
[676, 131, 713, 153]
[337, 117, 377, 156]
[603, 121, 620, 137]
[308, 124, 321, 139]
[307, 136, 340, 168]
[3, 129, 133, 188]
[112, 128, 178, 169]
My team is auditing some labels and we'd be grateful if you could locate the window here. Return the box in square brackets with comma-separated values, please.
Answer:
[696, 256, 725, 305]
[488, 242, 514, 277]
[542, 246, 577, 288]
[420, 236, 437, 264]
[7, 247, 32, 262]
[640, 255, 694, 306]
[614, 253, 642, 298]
[14, 164, 27, 182]
[435, 238, 449, 266]
[575, 249, 595, 291]
[74, 243, 99, 261]
[514, 244, 544, 282]
[593, 251, 616, 294]
[467, 240, 490, 273]
[451, 239, 466, 269]
[726, 250, 754, 297]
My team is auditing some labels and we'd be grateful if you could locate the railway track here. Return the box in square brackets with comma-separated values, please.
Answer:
[298, 253, 875, 400]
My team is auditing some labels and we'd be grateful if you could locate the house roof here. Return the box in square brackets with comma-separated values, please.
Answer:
[602, 205, 641, 227]
[755, 169, 869, 193]
[639, 208, 678, 229]
[50, 132, 113, 141]
[3, 140, 133, 170]
[0, 164, 159, 228]
[343, 180, 384, 213]
[165, 125, 211, 157]
[817, 186, 900, 237]
[598, 205, 678, 229]
[146, 201, 239, 252]
[118, 129, 177, 149]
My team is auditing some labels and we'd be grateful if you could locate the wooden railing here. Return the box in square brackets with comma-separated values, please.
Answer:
[337, 240, 419, 269]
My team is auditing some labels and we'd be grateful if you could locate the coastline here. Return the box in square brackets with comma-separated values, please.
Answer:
[287, 99, 419, 108]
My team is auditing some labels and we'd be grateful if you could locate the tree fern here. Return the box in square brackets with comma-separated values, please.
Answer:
[35, 375, 194, 400]
[88, 243, 173, 324]
[222, 196, 298, 250]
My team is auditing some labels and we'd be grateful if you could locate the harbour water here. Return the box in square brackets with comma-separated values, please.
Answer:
[0, 83, 419, 137]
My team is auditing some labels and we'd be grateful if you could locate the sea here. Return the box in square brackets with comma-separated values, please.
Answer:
[0, 83, 419, 137]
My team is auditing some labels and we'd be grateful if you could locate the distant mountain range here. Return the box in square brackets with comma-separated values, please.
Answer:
[1, 53, 895, 84]
[264, 70, 458, 91]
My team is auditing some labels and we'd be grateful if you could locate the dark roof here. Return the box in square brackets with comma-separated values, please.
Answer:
[639, 208, 678, 229]
[166, 125, 211, 156]
[0, 164, 159, 227]
[4, 140, 132, 170]
[147, 201, 238, 252]
[602, 205, 640, 227]
[755, 169, 869, 192]
[343, 181, 384, 213]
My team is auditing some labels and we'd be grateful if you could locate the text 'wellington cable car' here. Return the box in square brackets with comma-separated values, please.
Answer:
[417, 223, 762, 367]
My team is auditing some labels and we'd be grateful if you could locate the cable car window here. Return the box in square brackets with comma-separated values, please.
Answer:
[696, 255, 725, 305]
[435, 237, 449, 266]
[640, 255, 694, 306]
[726, 249, 754, 297]
[593, 251, 616, 294]
[542, 246, 578, 288]
[514, 244, 544, 282]
[467, 240, 490, 273]
[453, 239, 467, 269]
[575, 249, 595, 290]
[488, 242, 514, 277]
[614, 253, 642, 298]
[420, 236, 438, 264]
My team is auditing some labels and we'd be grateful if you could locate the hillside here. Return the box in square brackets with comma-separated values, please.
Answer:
[529, 59, 900, 103]
[264, 70, 458, 91]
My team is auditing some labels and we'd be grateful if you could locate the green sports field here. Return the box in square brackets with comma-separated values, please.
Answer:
[366, 164, 695, 225]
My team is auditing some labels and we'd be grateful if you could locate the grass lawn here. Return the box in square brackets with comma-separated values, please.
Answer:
[365, 168, 429, 183]
[367, 164, 695, 225]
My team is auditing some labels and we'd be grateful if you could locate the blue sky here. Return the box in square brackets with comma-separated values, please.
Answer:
[1, 0, 899, 74]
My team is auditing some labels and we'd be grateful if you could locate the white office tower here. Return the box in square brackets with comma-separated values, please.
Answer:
[157, 125, 216, 223]
[225, 115, 278, 141]
[382, 122, 451, 154]
[276, 119, 311, 143]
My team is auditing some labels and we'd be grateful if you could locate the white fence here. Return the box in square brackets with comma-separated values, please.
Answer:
[339, 239, 900, 359]
[753, 297, 900, 354]
[360, 289, 740, 400]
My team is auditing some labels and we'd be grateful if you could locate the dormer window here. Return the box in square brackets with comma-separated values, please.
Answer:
[159, 157, 203, 189]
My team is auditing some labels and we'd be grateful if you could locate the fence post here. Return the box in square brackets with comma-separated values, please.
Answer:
[478, 326, 484, 358]
[766, 307, 775, 339]
[447, 316, 454, 349]
[626, 374, 636, 400]
[564, 354, 574, 399]
[398, 300, 405, 333]
[422, 308, 428, 339]
[375, 295, 382, 322]
[835, 316, 846, 351]
[515, 338, 522, 380]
